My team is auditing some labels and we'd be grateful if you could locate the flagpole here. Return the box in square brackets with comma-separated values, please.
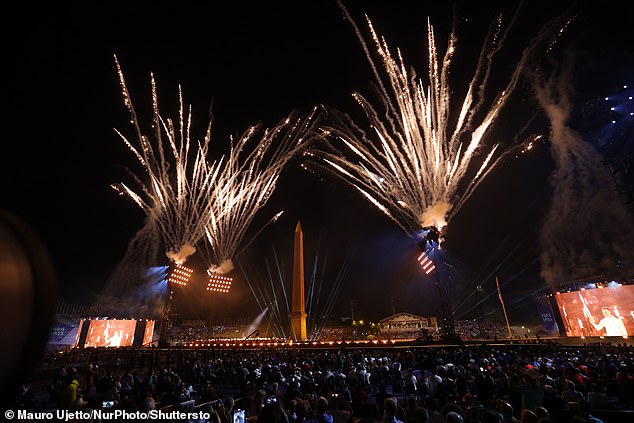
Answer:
[496, 277, 513, 339]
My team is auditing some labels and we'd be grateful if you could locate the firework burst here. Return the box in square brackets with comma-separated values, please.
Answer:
[112, 55, 321, 275]
[112, 55, 216, 265]
[315, 4, 561, 240]
[203, 108, 321, 275]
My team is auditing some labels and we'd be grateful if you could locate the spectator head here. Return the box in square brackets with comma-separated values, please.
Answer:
[499, 402, 514, 420]
[384, 397, 398, 418]
[534, 406, 549, 419]
[462, 393, 475, 406]
[565, 380, 576, 391]
[445, 411, 464, 423]
[520, 409, 538, 423]
[295, 399, 310, 418]
[416, 407, 429, 423]
[317, 396, 329, 414]
[144, 396, 156, 411]
[437, 365, 447, 377]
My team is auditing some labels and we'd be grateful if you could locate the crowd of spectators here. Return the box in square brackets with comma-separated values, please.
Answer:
[169, 321, 255, 343]
[313, 328, 353, 341]
[453, 321, 506, 341]
[13, 341, 634, 422]
[169, 321, 213, 343]
[377, 330, 430, 341]
[164, 319, 510, 345]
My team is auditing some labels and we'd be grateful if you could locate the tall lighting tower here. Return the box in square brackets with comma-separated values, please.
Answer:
[418, 227, 460, 344]
[159, 263, 193, 346]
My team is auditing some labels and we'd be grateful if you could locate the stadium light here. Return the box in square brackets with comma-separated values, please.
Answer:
[418, 250, 436, 274]
[206, 270, 232, 293]
[168, 263, 193, 287]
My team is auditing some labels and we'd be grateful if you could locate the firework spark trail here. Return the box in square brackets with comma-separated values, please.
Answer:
[107, 56, 319, 318]
[203, 108, 321, 274]
[112, 55, 216, 265]
[316, 3, 564, 237]
[114, 53, 320, 274]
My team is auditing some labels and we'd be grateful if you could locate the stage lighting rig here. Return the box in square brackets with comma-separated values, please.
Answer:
[415, 225, 459, 343]
[418, 250, 436, 274]
[206, 270, 232, 293]
[419, 226, 442, 250]
[167, 263, 193, 287]
[416, 226, 441, 274]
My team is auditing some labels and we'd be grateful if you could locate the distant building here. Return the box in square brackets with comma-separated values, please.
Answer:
[379, 313, 438, 338]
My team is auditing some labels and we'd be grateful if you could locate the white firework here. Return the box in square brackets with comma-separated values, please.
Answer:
[317, 6, 558, 238]
[112, 55, 216, 265]
[204, 108, 321, 274]
[112, 55, 321, 272]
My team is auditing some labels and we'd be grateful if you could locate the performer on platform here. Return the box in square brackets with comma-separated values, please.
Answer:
[589, 307, 628, 337]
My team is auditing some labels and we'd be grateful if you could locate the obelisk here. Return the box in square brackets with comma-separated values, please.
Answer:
[290, 221, 307, 341]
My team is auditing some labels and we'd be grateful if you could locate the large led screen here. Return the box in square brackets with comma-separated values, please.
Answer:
[74, 319, 156, 347]
[555, 285, 634, 337]
[143, 320, 155, 346]
[84, 320, 137, 347]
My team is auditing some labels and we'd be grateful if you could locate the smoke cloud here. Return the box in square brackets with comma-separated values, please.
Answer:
[243, 306, 268, 338]
[210, 258, 235, 275]
[420, 202, 451, 230]
[533, 61, 634, 288]
[95, 223, 166, 319]
[166, 244, 197, 265]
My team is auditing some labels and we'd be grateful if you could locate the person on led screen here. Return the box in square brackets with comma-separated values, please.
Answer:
[108, 330, 122, 347]
[589, 306, 628, 337]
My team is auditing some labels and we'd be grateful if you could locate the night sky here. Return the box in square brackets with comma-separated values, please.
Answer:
[4, 1, 633, 329]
